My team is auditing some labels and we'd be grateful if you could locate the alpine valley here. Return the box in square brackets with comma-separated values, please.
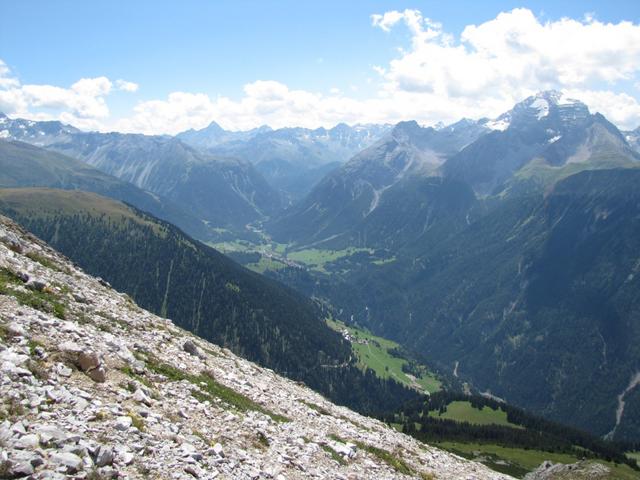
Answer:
[2, 90, 640, 479]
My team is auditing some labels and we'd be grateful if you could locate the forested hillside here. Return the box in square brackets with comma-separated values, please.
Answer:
[0, 188, 417, 414]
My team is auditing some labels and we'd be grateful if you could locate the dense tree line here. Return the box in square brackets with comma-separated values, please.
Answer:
[382, 392, 638, 470]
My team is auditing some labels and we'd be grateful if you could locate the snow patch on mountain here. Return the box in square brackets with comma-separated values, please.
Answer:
[530, 98, 550, 119]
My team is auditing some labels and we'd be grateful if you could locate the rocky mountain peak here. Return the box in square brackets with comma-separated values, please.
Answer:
[485, 90, 591, 133]
[203, 120, 225, 134]
[0, 215, 509, 479]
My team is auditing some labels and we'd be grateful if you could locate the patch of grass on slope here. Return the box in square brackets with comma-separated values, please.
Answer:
[142, 354, 290, 423]
[438, 442, 640, 480]
[428, 401, 519, 428]
[0, 268, 66, 319]
[326, 318, 441, 394]
[244, 256, 288, 274]
[0, 188, 166, 236]
[287, 247, 372, 272]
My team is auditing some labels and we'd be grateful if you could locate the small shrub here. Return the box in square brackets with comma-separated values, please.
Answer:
[354, 441, 414, 476]
[128, 411, 145, 431]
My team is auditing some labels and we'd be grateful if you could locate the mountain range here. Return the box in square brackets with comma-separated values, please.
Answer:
[0, 113, 281, 237]
[255, 92, 640, 442]
[2, 90, 640, 446]
[178, 121, 391, 202]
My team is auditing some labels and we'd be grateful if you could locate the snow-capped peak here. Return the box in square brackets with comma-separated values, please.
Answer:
[530, 97, 549, 119]
[485, 115, 511, 131]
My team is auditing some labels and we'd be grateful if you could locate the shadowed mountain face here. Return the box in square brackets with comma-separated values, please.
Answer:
[292, 168, 640, 442]
[0, 115, 282, 232]
[267, 120, 488, 248]
[178, 122, 392, 202]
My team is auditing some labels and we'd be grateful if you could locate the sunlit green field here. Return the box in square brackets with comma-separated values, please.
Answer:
[326, 318, 441, 393]
[428, 400, 520, 428]
[244, 256, 288, 273]
[437, 442, 640, 479]
[286, 247, 373, 272]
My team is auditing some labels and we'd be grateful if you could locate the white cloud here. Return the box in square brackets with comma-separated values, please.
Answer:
[0, 60, 20, 89]
[0, 62, 115, 129]
[115, 79, 139, 92]
[115, 92, 216, 134]
[2, 8, 640, 133]
[371, 11, 407, 32]
[121, 8, 640, 134]
[372, 8, 640, 102]
[563, 89, 640, 130]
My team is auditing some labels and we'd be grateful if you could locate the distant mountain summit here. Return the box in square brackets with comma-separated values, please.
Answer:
[177, 120, 272, 149]
[178, 121, 392, 201]
[0, 115, 282, 236]
[444, 90, 639, 195]
[0, 112, 80, 145]
[268, 118, 487, 247]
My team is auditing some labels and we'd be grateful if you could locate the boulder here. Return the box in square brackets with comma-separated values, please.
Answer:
[114, 416, 132, 431]
[14, 433, 40, 449]
[88, 366, 107, 383]
[212, 443, 225, 458]
[183, 340, 202, 357]
[78, 351, 101, 372]
[94, 445, 115, 467]
[50, 451, 83, 474]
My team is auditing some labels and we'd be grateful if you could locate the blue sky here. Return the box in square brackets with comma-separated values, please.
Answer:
[1, 1, 639, 133]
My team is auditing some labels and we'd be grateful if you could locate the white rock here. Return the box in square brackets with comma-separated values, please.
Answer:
[15, 433, 40, 449]
[50, 451, 83, 474]
[212, 443, 225, 458]
[55, 363, 72, 377]
[114, 416, 132, 431]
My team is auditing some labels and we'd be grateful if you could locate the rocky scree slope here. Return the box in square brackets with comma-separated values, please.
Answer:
[0, 216, 509, 480]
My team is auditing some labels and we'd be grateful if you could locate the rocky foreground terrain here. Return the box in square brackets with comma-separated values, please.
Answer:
[0, 214, 510, 479]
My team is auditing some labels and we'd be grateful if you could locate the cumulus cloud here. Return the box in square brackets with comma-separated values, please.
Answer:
[0, 60, 20, 89]
[2, 8, 640, 133]
[371, 9, 640, 112]
[115, 92, 217, 134]
[115, 79, 139, 92]
[120, 8, 640, 134]
[0, 61, 138, 130]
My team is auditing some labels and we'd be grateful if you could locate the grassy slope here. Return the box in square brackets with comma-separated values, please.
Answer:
[327, 318, 441, 393]
[439, 442, 640, 480]
[211, 236, 381, 274]
[0, 188, 163, 233]
[286, 247, 372, 272]
[428, 401, 519, 428]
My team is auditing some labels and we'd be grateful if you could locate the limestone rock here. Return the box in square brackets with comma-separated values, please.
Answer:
[183, 340, 202, 357]
[49, 451, 83, 474]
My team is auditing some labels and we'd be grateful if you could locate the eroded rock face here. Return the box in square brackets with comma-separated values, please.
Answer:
[0, 215, 511, 479]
